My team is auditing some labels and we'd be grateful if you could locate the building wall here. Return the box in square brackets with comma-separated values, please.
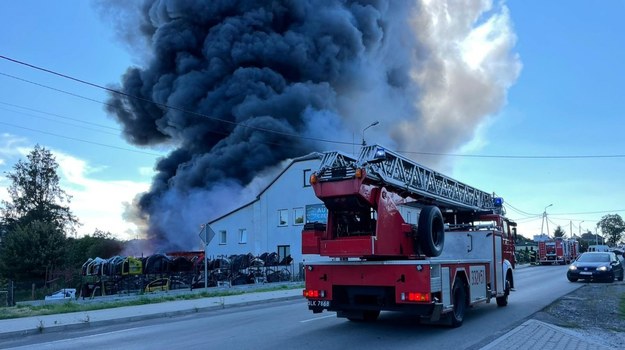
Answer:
[207, 156, 326, 266]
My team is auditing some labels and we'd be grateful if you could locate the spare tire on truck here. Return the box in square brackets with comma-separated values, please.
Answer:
[417, 206, 445, 257]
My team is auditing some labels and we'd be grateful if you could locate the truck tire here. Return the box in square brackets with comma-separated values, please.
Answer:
[417, 206, 445, 257]
[449, 278, 466, 327]
[496, 274, 511, 307]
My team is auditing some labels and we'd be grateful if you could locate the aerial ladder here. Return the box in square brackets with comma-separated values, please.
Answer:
[314, 145, 502, 214]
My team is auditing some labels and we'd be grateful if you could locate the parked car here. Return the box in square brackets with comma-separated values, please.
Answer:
[567, 252, 624, 282]
[44, 288, 77, 300]
[144, 278, 170, 293]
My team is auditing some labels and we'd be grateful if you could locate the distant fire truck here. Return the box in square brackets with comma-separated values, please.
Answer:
[302, 145, 517, 327]
[538, 238, 579, 265]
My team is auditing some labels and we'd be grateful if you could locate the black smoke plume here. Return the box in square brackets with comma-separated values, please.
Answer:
[100, 0, 520, 252]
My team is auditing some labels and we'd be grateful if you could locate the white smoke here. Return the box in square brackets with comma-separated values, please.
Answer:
[400, 0, 521, 157]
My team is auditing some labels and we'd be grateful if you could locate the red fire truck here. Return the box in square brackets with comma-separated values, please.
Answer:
[302, 145, 517, 327]
[538, 238, 579, 265]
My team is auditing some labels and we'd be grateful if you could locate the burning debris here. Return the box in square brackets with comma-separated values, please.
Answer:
[98, 0, 520, 251]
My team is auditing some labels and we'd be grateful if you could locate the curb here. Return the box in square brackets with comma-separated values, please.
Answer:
[0, 293, 303, 341]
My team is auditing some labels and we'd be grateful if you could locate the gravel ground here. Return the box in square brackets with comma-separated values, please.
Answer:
[533, 280, 625, 348]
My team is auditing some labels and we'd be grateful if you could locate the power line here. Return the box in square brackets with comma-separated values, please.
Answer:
[0, 100, 120, 131]
[504, 202, 539, 217]
[0, 120, 163, 156]
[400, 150, 625, 159]
[0, 56, 354, 147]
[4, 54, 625, 160]
[0, 73, 286, 146]
[0, 72, 313, 149]
[0, 105, 120, 136]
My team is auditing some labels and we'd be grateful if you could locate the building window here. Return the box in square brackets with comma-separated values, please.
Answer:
[303, 169, 312, 187]
[278, 245, 291, 263]
[278, 209, 288, 226]
[294, 208, 304, 225]
[239, 229, 247, 244]
[219, 230, 227, 245]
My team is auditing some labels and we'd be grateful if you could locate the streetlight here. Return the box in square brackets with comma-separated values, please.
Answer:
[540, 204, 553, 236]
[361, 121, 379, 146]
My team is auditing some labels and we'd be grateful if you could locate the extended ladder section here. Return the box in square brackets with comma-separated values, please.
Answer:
[315, 145, 500, 213]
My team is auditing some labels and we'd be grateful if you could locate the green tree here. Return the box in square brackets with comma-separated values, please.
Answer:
[597, 214, 625, 246]
[1, 145, 79, 234]
[515, 234, 533, 245]
[86, 229, 123, 259]
[0, 220, 66, 280]
[65, 229, 124, 269]
[0, 145, 78, 281]
[553, 226, 566, 238]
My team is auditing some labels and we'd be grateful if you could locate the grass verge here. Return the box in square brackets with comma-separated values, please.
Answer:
[0, 283, 303, 320]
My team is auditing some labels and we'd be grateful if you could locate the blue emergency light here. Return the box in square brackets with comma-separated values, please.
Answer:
[493, 197, 504, 207]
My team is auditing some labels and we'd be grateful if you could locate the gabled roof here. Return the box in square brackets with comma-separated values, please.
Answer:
[208, 152, 323, 224]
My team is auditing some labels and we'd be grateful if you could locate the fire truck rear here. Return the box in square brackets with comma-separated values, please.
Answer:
[538, 238, 579, 265]
[302, 145, 517, 327]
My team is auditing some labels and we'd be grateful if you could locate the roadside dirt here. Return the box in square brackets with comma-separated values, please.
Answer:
[533, 280, 625, 348]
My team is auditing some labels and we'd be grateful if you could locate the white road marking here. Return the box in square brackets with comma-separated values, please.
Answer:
[300, 313, 337, 323]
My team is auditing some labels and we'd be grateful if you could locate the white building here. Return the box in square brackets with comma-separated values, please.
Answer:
[206, 153, 329, 273]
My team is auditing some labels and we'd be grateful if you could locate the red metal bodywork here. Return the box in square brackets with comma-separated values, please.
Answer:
[302, 168, 516, 322]
[305, 174, 414, 258]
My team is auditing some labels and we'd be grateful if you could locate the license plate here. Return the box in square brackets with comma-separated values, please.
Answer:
[308, 300, 330, 307]
[580, 272, 592, 275]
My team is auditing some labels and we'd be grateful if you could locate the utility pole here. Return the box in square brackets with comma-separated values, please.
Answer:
[540, 204, 553, 236]
[579, 220, 584, 237]
[569, 220, 572, 239]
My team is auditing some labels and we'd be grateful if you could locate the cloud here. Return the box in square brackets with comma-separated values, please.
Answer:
[0, 134, 151, 240]
[53, 151, 151, 240]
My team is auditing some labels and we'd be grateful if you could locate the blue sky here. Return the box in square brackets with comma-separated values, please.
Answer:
[454, 0, 625, 240]
[0, 1, 624, 242]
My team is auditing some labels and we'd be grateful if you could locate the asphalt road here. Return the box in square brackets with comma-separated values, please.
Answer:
[2, 265, 580, 350]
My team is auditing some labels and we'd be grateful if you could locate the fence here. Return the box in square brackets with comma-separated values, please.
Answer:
[0, 280, 15, 306]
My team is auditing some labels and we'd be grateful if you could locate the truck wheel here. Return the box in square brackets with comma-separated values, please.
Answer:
[449, 278, 466, 327]
[619, 270, 624, 282]
[417, 206, 445, 257]
[496, 275, 511, 307]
